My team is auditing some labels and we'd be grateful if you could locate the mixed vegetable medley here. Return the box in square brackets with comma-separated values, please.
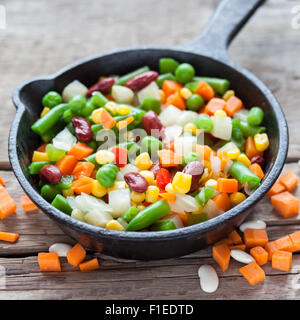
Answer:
[29, 57, 270, 232]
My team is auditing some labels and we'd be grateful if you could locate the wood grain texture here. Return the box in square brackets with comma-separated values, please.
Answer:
[0, 0, 300, 300]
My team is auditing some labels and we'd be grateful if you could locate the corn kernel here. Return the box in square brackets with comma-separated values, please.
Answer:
[205, 179, 218, 190]
[172, 172, 192, 194]
[92, 180, 107, 198]
[214, 110, 227, 117]
[222, 90, 235, 101]
[227, 148, 240, 160]
[145, 185, 160, 203]
[107, 181, 127, 193]
[139, 170, 155, 185]
[237, 153, 251, 167]
[95, 149, 115, 165]
[117, 104, 131, 115]
[165, 183, 175, 194]
[106, 220, 125, 231]
[62, 188, 74, 197]
[105, 101, 118, 115]
[40, 107, 50, 117]
[131, 191, 146, 203]
[184, 123, 197, 135]
[180, 87, 193, 100]
[191, 205, 203, 215]
[135, 152, 152, 170]
[91, 108, 103, 124]
[137, 204, 146, 212]
[32, 151, 50, 162]
[230, 192, 246, 207]
[254, 133, 269, 152]
[159, 89, 165, 103]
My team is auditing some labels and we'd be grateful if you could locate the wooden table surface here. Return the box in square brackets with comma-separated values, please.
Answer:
[0, 0, 300, 300]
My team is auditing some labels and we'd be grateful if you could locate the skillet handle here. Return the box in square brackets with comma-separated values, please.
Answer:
[182, 0, 265, 63]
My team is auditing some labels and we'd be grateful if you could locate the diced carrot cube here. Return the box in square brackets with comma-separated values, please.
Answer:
[278, 171, 299, 191]
[271, 191, 300, 218]
[272, 250, 292, 272]
[239, 261, 265, 285]
[244, 229, 268, 248]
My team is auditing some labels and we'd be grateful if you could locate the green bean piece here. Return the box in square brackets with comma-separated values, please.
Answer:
[42, 91, 62, 109]
[247, 106, 264, 126]
[156, 73, 176, 88]
[68, 95, 86, 114]
[51, 194, 72, 214]
[91, 91, 109, 108]
[96, 163, 119, 187]
[150, 219, 177, 231]
[80, 100, 96, 117]
[175, 63, 195, 84]
[125, 199, 170, 231]
[140, 97, 161, 114]
[29, 161, 52, 175]
[116, 66, 150, 85]
[239, 121, 266, 137]
[122, 206, 139, 223]
[40, 116, 66, 143]
[186, 94, 204, 111]
[182, 152, 201, 167]
[185, 81, 199, 93]
[193, 76, 230, 95]
[195, 187, 215, 206]
[66, 122, 75, 135]
[58, 175, 74, 190]
[195, 114, 213, 132]
[187, 213, 208, 226]
[41, 184, 61, 202]
[31, 103, 68, 136]
[159, 58, 179, 74]
[232, 127, 244, 142]
[63, 109, 74, 123]
[229, 160, 261, 189]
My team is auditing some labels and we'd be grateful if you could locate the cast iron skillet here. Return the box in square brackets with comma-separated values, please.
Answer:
[9, 0, 288, 260]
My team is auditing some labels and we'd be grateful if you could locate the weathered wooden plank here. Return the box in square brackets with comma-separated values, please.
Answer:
[0, 0, 299, 165]
[1, 160, 300, 256]
[1, 252, 300, 300]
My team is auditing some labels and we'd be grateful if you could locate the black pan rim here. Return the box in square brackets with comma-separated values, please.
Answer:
[9, 46, 289, 242]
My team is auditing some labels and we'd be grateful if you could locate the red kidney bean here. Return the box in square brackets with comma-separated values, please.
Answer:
[251, 155, 265, 167]
[142, 110, 165, 140]
[150, 160, 161, 177]
[125, 71, 159, 91]
[40, 165, 62, 185]
[86, 77, 115, 97]
[72, 116, 93, 142]
[182, 161, 204, 192]
[124, 172, 149, 193]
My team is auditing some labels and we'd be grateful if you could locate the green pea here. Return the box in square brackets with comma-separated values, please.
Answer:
[42, 91, 62, 109]
[68, 95, 86, 114]
[41, 184, 61, 202]
[247, 106, 264, 126]
[195, 114, 213, 132]
[141, 136, 163, 155]
[96, 163, 119, 187]
[46, 144, 66, 161]
[182, 152, 201, 167]
[91, 91, 108, 107]
[159, 58, 179, 74]
[186, 94, 204, 111]
[140, 97, 161, 114]
[156, 73, 176, 88]
[175, 63, 195, 84]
